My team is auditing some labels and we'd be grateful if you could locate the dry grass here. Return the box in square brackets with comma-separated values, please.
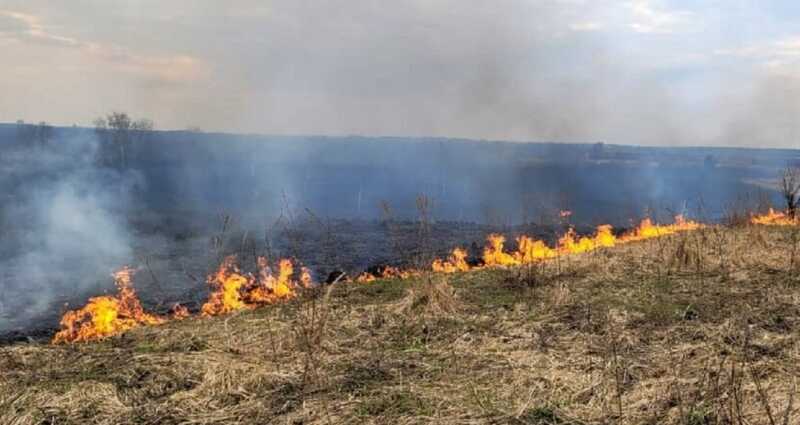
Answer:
[3, 225, 800, 424]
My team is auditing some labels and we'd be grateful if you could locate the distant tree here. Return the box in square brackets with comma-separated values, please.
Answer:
[132, 118, 154, 132]
[131, 118, 154, 146]
[34, 121, 53, 147]
[780, 167, 800, 218]
[94, 112, 154, 168]
[15, 120, 31, 146]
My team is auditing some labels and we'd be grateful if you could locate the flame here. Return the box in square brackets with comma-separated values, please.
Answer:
[300, 267, 314, 288]
[557, 224, 616, 254]
[483, 234, 520, 267]
[201, 256, 250, 316]
[202, 256, 308, 316]
[381, 265, 418, 279]
[172, 303, 190, 320]
[432, 247, 470, 273]
[750, 208, 798, 226]
[619, 215, 702, 241]
[52, 267, 164, 344]
[53, 213, 707, 343]
[514, 235, 557, 263]
[355, 272, 377, 283]
[355, 265, 420, 282]
[248, 258, 296, 303]
[478, 216, 701, 269]
[559, 210, 573, 218]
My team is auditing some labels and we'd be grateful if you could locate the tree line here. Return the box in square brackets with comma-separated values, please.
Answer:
[13, 112, 155, 169]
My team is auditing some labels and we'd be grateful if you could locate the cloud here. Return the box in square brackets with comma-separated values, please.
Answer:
[0, 10, 80, 47]
[570, 21, 605, 32]
[1, 1, 800, 147]
[626, 0, 694, 34]
[0, 9, 206, 85]
[716, 36, 800, 77]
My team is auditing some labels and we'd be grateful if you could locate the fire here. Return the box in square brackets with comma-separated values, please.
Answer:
[558, 226, 611, 254]
[300, 267, 313, 288]
[355, 265, 420, 282]
[172, 303, 190, 319]
[750, 208, 798, 226]
[53, 256, 312, 342]
[356, 272, 376, 283]
[52, 212, 707, 344]
[201, 256, 249, 316]
[619, 215, 702, 241]
[483, 234, 520, 267]
[52, 267, 164, 344]
[381, 265, 418, 279]
[201, 256, 308, 316]
[432, 247, 470, 273]
[478, 215, 701, 269]
[515, 235, 557, 262]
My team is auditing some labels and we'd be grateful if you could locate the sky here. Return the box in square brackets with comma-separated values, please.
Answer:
[2, 1, 800, 147]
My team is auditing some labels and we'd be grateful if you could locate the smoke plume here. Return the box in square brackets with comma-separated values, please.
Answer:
[0, 131, 137, 333]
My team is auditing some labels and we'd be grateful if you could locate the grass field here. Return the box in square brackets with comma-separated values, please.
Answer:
[2, 224, 800, 424]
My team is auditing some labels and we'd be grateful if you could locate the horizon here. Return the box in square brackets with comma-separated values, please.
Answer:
[3, 2, 800, 148]
[4, 120, 800, 153]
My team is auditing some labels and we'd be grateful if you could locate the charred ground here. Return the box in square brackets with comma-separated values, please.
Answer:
[0, 125, 793, 339]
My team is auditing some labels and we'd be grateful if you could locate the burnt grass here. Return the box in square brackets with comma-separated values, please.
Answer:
[3, 225, 800, 424]
[1, 217, 595, 341]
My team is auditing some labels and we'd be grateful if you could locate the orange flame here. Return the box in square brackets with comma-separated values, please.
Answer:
[201, 256, 309, 316]
[52, 267, 164, 344]
[483, 234, 520, 267]
[514, 235, 557, 263]
[201, 256, 249, 316]
[172, 303, 190, 320]
[355, 272, 377, 283]
[355, 265, 420, 282]
[478, 216, 701, 269]
[750, 208, 798, 226]
[53, 214, 707, 343]
[619, 215, 702, 242]
[432, 247, 470, 273]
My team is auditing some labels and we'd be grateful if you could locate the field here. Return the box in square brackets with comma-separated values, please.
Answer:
[3, 224, 799, 424]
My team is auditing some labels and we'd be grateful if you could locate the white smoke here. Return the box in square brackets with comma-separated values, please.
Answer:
[0, 132, 138, 333]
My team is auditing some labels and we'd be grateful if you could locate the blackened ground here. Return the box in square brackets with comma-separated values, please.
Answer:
[0, 216, 603, 343]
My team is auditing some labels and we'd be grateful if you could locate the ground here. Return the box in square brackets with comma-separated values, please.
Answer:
[2, 225, 800, 424]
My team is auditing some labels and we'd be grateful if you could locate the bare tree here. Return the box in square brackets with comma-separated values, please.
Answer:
[35, 121, 52, 147]
[13, 120, 51, 148]
[780, 167, 800, 217]
[94, 112, 154, 168]
[14, 120, 34, 147]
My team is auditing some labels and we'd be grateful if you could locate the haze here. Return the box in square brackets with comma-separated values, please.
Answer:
[2, 1, 800, 147]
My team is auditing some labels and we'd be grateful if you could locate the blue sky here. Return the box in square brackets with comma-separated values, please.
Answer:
[1, 1, 800, 147]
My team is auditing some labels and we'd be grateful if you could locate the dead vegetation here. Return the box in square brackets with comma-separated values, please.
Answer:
[2, 225, 800, 424]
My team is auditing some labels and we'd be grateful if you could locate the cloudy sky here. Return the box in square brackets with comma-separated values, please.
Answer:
[1, 1, 800, 147]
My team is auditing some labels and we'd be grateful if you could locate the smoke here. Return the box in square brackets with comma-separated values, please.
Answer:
[5, 0, 799, 148]
[721, 73, 800, 149]
[0, 131, 137, 333]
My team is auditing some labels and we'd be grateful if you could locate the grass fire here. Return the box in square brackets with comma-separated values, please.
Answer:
[6, 2, 800, 424]
[48, 214, 710, 344]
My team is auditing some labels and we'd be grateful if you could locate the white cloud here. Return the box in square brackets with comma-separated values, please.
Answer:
[716, 36, 800, 76]
[0, 10, 79, 46]
[0, 9, 206, 84]
[570, 21, 604, 32]
[1, 1, 799, 147]
[626, 0, 694, 34]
